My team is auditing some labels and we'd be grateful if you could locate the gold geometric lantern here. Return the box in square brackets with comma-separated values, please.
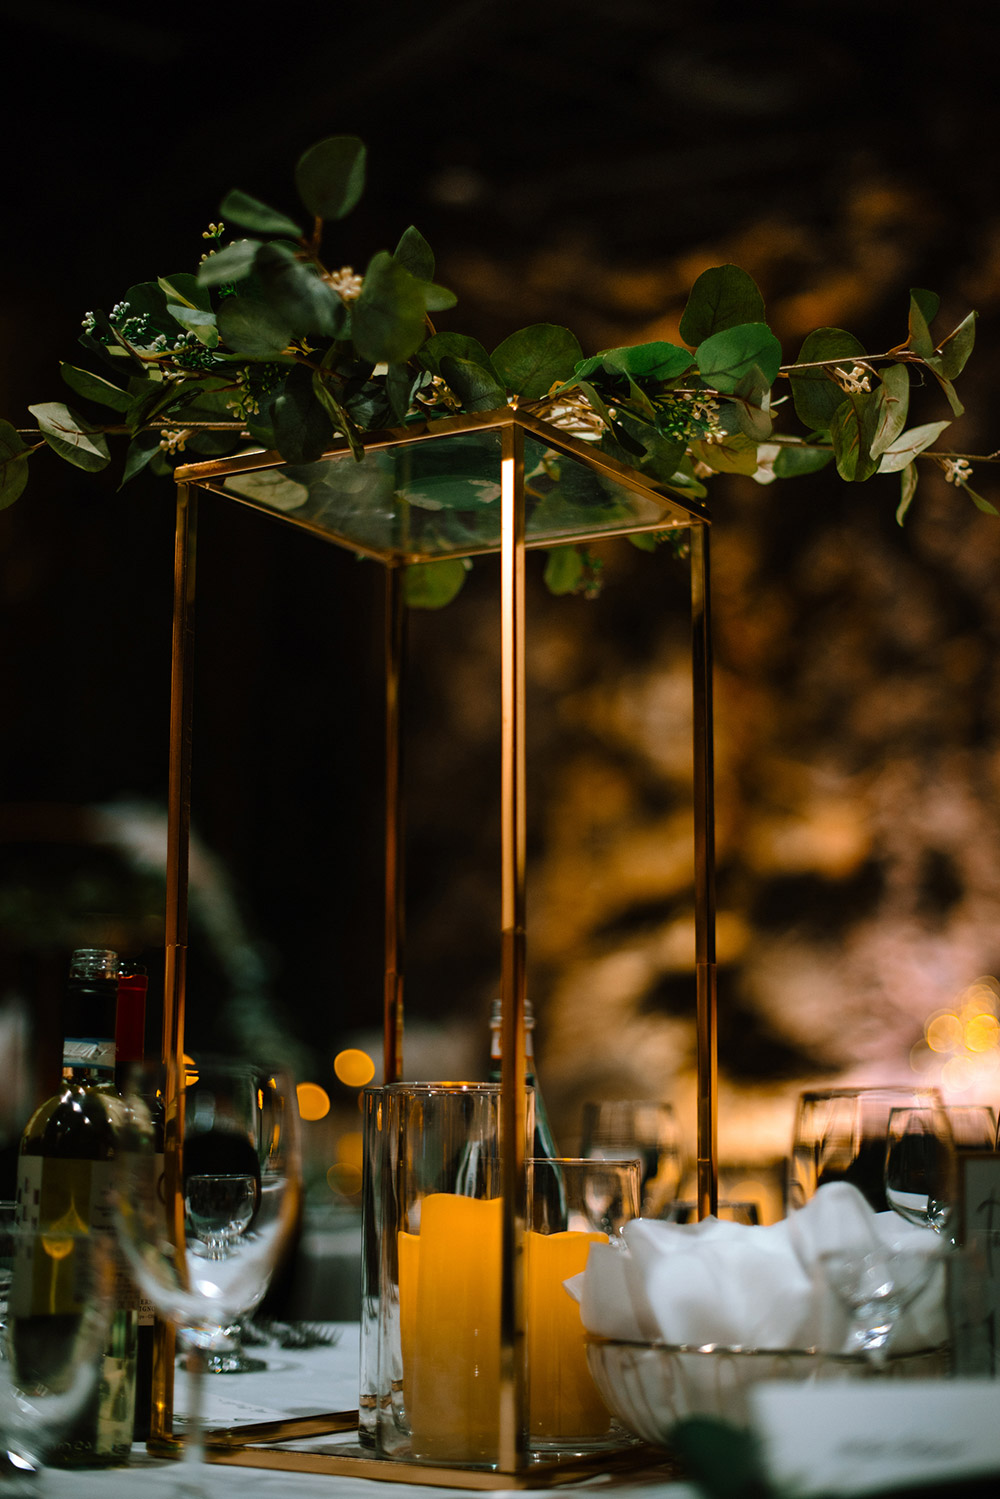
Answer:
[157, 405, 718, 1484]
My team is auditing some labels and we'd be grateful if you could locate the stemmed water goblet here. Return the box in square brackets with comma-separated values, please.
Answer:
[113, 1056, 301, 1494]
[884, 1105, 957, 1234]
[819, 1240, 942, 1367]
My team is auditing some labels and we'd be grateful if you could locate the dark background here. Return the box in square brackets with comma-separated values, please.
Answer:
[3, 1, 1000, 1176]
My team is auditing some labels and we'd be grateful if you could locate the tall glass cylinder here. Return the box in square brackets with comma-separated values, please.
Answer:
[358, 1085, 383, 1447]
[374, 1082, 531, 1467]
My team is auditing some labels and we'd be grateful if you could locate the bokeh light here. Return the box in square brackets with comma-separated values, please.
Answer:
[334, 1049, 376, 1087]
[296, 1081, 331, 1121]
[912, 977, 1000, 1096]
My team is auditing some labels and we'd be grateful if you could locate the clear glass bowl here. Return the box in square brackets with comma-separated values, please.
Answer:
[585, 1337, 949, 1446]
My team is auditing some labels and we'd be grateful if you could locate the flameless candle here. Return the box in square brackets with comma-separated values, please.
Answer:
[525, 1228, 610, 1440]
[405, 1193, 503, 1463]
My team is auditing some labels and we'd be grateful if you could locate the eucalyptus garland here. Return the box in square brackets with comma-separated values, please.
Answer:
[1, 135, 993, 607]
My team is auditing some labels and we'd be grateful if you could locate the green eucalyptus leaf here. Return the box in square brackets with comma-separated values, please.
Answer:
[491, 324, 583, 399]
[312, 370, 363, 460]
[420, 280, 458, 313]
[439, 355, 506, 412]
[167, 303, 219, 348]
[0, 419, 31, 507]
[695, 323, 781, 394]
[628, 531, 658, 552]
[394, 225, 435, 282]
[896, 463, 918, 524]
[216, 295, 294, 357]
[934, 310, 977, 380]
[122, 281, 171, 325]
[158, 274, 213, 312]
[255, 242, 345, 338]
[599, 341, 695, 380]
[877, 420, 951, 473]
[59, 363, 132, 413]
[28, 402, 110, 471]
[197, 239, 262, 287]
[789, 328, 866, 429]
[679, 264, 766, 345]
[908, 287, 940, 357]
[870, 362, 910, 457]
[219, 188, 302, 239]
[690, 432, 759, 475]
[295, 135, 366, 221]
[964, 484, 999, 516]
[271, 368, 334, 463]
[404, 558, 469, 609]
[351, 251, 427, 364]
[419, 333, 498, 381]
[729, 366, 773, 439]
[386, 362, 416, 424]
[830, 389, 881, 481]
[929, 367, 965, 417]
[773, 443, 834, 477]
[119, 430, 162, 487]
[224, 468, 311, 513]
[543, 546, 585, 596]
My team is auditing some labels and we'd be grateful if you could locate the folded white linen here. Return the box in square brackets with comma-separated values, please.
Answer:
[571, 1181, 947, 1354]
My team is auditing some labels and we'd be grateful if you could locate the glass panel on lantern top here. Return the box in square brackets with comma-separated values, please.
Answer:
[184, 411, 707, 561]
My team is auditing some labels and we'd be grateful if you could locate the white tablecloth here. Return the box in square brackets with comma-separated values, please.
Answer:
[39, 1324, 692, 1499]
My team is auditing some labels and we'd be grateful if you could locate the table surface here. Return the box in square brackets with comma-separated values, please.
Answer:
[39, 1324, 694, 1499]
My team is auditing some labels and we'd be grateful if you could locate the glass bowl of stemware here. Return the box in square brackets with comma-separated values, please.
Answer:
[585, 1335, 949, 1447]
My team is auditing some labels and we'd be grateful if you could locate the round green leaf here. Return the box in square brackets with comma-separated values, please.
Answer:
[216, 296, 294, 357]
[404, 558, 469, 609]
[220, 189, 302, 239]
[695, 323, 782, 394]
[197, 239, 261, 287]
[394, 225, 435, 282]
[491, 324, 582, 399]
[295, 136, 366, 221]
[419, 333, 498, 381]
[600, 341, 694, 380]
[789, 328, 865, 430]
[0, 419, 31, 507]
[679, 265, 766, 346]
[439, 355, 506, 413]
[352, 252, 427, 364]
[28, 402, 110, 472]
[543, 546, 585, 595]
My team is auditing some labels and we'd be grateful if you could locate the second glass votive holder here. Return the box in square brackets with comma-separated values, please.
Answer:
[526, 1157, 640, 1454]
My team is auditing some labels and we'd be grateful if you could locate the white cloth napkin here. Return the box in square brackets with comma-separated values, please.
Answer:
[571, 1181, 947, 1353]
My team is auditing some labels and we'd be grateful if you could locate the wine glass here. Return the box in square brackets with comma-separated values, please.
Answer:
[884, 1105, 957, 1234]
[819, 1240, 942, 1367]
[113, 1057, 301, 1493]
[580, 1100, 682, 1217]
[812, 1086, 944, 1211]
[947, 1105, 997, 1152]
[1, 1225, 117, 1488]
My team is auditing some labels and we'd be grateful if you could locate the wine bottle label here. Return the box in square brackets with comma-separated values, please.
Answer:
[63, 1038, 116, 1070]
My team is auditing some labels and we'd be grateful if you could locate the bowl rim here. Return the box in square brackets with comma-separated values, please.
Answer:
[584, 1333, 948, 1362]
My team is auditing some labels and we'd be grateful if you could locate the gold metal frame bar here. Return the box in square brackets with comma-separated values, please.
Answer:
[690, 527, 718, 1218]
[498, 422, 528, 1473]
[155, 481, 199, 1440]
[384, 563, 406, 1083]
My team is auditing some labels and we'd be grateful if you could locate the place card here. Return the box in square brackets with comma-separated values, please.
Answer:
[751, 1381, 1000, 1496]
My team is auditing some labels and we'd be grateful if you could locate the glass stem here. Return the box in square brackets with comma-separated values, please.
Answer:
[179, 1340, 208, 1493]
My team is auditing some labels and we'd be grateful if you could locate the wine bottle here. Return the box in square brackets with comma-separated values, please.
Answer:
[488, 997, 559, 1161]
[116, 959, 156, 1442]
[16, 947, 138, 1467]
